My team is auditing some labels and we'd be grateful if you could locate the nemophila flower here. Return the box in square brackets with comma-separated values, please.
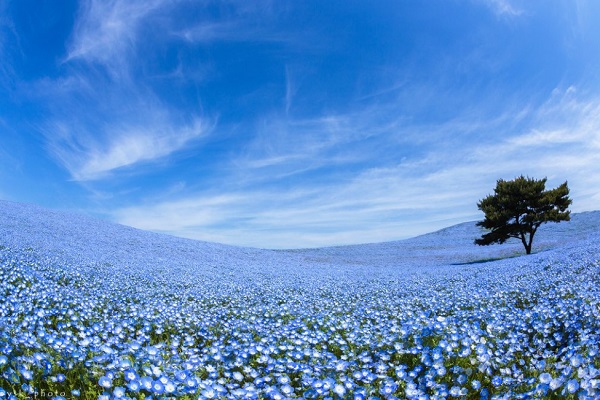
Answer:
[98, 376, 112, 389]
[201, 387, 217, 399]
[19, 367, 33, 380]
[492, 376, 503, 387]
[379, 382, 398, 396]
[280, 384, 294, 395]
[71, 389, 80, 397]
[449, 386, 461, 397]
[567, 379, 579, 393]
[147, 346, 159, 357]
[571, 354, 584, 368]
[152, 380, 165, 395]
[333, 384, 346, 397]
[113, 387, 126, 398]
[151, 365, 162, 376]
[124, 369, 138, 381]
[164, 380, 176, 394]
[20, 383, 33, 394]
[158, 376, 169, 385]
[549, 378, 563, 391]
[539, 373, 552, 384]
[175, 370, 187, 382]
[127, 380, 140, 392]
[232, 371, 244, 382]
[140, 377, 153, 391]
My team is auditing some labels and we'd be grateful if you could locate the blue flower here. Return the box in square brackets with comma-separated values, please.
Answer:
[549, 378, 563, 391]
[113, 387, 126, 398]
[19, 368, 33, 381]
[140, 377, 153, 391]
[127, 380, 140, 392]
[567, 379, 579, 393]
[98, 376, 112, 389]
[491, 376, 503, 387]
[539, 373, 552, 384]
[152, 380, 164, 395]
[124, 369, 138, 382]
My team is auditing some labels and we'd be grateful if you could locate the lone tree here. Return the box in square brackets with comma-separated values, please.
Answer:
[475, 176, 571, 254]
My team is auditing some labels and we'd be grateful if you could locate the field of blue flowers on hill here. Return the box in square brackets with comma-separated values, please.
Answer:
[1, 201, 600, 399]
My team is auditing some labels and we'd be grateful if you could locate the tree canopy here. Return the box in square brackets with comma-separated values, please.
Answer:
[475, 176, 571, 254]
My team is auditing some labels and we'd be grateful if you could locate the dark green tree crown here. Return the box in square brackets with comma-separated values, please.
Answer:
[475, 175, 571, 254]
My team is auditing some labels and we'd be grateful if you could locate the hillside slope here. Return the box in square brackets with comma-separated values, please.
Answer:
[0, 200, 293, 276]
[283, 211, 600, 268]
[1, 200, 599, 271]
[1, 200, 600, 398]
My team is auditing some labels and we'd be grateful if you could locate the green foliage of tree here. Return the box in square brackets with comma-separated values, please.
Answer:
[475, 176, 571, 254]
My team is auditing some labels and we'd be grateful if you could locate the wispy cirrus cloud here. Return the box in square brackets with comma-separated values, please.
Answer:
[33, 61, 209, 181]
[177, 20, 291, 44]
[39, 0, 302, 183]
[174, 0, 297, 45]
[46, 117, 205, 181]
[66, 0, 169, 77]
[481, 0, 524, 17]
[36, 0, 212, 181]
[0, 3, 18, 90]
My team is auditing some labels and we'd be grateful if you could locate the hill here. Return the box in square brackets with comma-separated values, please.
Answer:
[286, 211, 600, 268]
[2, 199, 599, 270]
[1, 200, 600, 399]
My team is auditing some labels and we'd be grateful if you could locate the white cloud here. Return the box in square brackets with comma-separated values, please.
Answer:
[46, 116, 205, 181]
[284, 65, 296, 115]
[0, 3, 18, 90]
[109, 165, 482, 249]
[33, 0, 214, 181]
[233, 115, 353, 174]
[174, 1, 298, 46]
[482, 0, 524, 17]
[176, 21, 268, 44]
[66, 0, 168, 76]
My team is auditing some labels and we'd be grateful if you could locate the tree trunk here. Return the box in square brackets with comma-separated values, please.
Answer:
[520, 231, 533, 255]
[526, 227, 537, 255]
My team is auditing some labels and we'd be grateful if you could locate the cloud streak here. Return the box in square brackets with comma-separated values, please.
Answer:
[35, 0, 216, 181]
[46, 117, 205, 181]
[66, 0, 169, 77]
[481, 0, 524, 17]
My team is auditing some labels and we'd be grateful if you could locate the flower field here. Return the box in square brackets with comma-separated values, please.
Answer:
[1, 201, 600, 399]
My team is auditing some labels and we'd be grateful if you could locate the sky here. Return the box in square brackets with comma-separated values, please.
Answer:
[1, 0, 600, 249]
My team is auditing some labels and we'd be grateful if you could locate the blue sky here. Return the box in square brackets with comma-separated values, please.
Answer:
[1, 0, 600, 248]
